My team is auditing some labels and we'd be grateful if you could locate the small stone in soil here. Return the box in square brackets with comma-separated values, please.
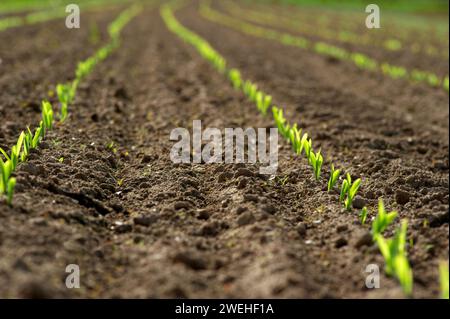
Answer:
[174, 201, 192, 210]
[261, 204, 277, 215]
[395, 189, 411, 205]
[114, 224, 132, 233]
[173, 252, 208, 270]
[296, 222, 307, 237]
[352, 196, 366, 209]
[335, 237, 348, 248]
[237, 211, 255, 226]
[355, 232, 373, 249]
[336, 224, 348, 233]
[133, 215, 157, 227]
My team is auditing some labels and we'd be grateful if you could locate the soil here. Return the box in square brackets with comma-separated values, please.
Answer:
[0, 0, 448, 298]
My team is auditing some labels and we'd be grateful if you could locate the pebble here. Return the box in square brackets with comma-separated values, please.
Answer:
[200, 221, 220, 236]
[296, 222, 307, 237]
[395, 189, 411, 205]
[336, 224, 348, 233]
[174, 201, 192, 210]
[355, 232, 373, 249]
[335, 237, 348, 248]
[261, 204, 277, 215]
[114, 224, 132, 234]
[429, 212, 449, 228]
[243, 194, 259, 203]
[173, 252, 208, 270]
[234, 168, 254, 178]
[196, 209, 210, 220]
[237, 211, 255, 226]
[217, 171, 233, 183]
[237, 178, 248, 189]
[352, 196, 366, 209]
[133, 215, 157, 227]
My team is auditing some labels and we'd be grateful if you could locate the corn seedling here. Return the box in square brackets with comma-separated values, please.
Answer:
[371, 198, 398, 238]
[6, 177, 16, 206]
[339, 173, 351, 202]
[303, 137, 312, 163]
[56, 83, 74, 122]
[344, 178, 361, 211]
[327, 164, 340, 191]
[33, 122, 44, 148]
[309, 149, 323, 180]
[256, 92, 272, 115]
[41, 100, 54, 132]
[0, 158, 12, 193]
[243, 81, 258, 102]
[375, 220, 413, 296]
[228, 69, 242, 89]
[272, 107, 290, 139]
[439, 262, 449, 299]
[360, 206, 368, 225]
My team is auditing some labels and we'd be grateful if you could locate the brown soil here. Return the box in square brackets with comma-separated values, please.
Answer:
[0, 1, 448, 298]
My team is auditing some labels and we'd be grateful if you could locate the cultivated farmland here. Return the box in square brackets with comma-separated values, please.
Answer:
[0, 0, 448, 299]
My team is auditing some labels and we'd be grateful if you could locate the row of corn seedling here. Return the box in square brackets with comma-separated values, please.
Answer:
[222, 0, 449, 60]
[161, 1, 449, 298]
[0, 4, 143, 206]
[0, 0, 135, 32]
[199, 0, 449, 93]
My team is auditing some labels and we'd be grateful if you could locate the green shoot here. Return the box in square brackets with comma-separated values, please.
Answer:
[228, 69, 242, 89]
[303, 138, 312, 162]
[256, 92, 272, 115]
[439, 262, 449, 299]
[6, 177, 16, 206]
[0, 147, 10, 162]
[344, 178, 361, 211]
[298, 132, 308, 155]
[289, 125, 302, 154]
[42, 100, 54, 131]
[56, 83, 73, 122]
[360, 206, 368, 225]
[375, 220, 413, 296]
[309, 149, 323, 180]
[10, 131, 25, 170]
[372, 198, 398, 239]
[327, 164, 340, 191]
[272, 106, 288, 139]
[339, 173, 351, 202]
[0, 158, 13, 194]
[21, 128, 33, 162]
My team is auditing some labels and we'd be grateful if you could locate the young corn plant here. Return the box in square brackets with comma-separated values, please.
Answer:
[272, 107, 290, 140]
[256, 92, 272, 116]
[309, 149, 323, 180]
[375, 220, 413, 296]
[56, 83, 74, 122]
[339, 173, 352, 202]
[0, 158, 15, 206]
[302, 137, 312, 163]
[439, 262, 449, 299]
[327, 164, 340, 192]
[288, 125, 301, 153]
[42, 100, 54, 132]
[5, 177, 16, 206]
[228, 69, 242, 89]
[344, 177, 361, 211]
[0, 132, 24, 171]
[372, 198, 398, 239]
[360, 206, 368, 225]
[243, 81, 258, 102]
